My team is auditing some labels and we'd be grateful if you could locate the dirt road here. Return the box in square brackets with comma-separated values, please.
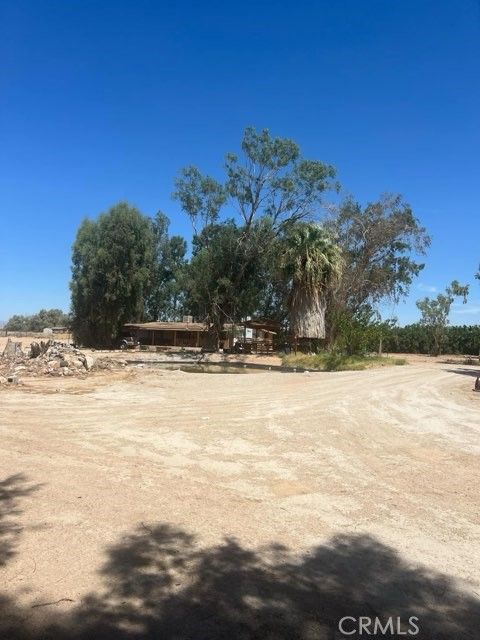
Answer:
[1, 362, 479, 638]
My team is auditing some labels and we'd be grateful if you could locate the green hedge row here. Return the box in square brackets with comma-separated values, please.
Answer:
[381, 324, 480, 355]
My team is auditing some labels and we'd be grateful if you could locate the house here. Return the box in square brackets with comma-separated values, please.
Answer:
[123, 318, 209, 349]
[123, 317, 280, 352]
[43, 326, 69, 334]
[222, 319, 279, 353]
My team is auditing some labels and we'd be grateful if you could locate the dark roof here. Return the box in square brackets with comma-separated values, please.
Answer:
[244, 320, 279, 333]
[223, 319, 279, 334]
[124, 322, 208, 333]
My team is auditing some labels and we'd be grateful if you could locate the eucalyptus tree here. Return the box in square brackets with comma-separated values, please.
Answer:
[224, 127, 338, 231]
[145, 212, 187, 321]
[184, 220, 269, 346]
[173, 166, 227, 236]
[325, 194, 431, 346]
[416, 280, 469, 355]
[327, 194, 430, 312]
[174, 127, 338, 236]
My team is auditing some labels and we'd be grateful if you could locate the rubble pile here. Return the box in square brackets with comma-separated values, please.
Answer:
[0, 338, 130, 385]
[0, 339, 94, 383]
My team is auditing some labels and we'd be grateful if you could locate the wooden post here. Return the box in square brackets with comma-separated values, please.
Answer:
[173, 331, 177, 347]
[196, 331, 200, 347]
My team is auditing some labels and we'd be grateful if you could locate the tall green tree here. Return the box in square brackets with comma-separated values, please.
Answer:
[174, 127, 338, 235]
[225, 127, 338, 231]
[145, 212, 187, 321]
[173, 166, 227, 235]
[70, 202, 155, 346]
[185, 221, 270, 345]
[328, 194, 430, 311]
[173, 127, 338, 340]
[325, 194, 430, 345]
[279, 223, 342, 339]
[416, 280, 469, 355]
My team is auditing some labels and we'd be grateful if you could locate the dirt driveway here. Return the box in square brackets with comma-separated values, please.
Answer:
[1, 363, 479, 638]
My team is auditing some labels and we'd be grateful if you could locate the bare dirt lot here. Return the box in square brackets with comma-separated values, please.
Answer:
[1, 360, 479, 639]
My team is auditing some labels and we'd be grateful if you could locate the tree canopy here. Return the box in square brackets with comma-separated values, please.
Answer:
[183, 221, 271, 345]
[4, 309, 70, 332]
[173, 127, 340, 341]
[174, 126, 338, 234]
[416, 280, 469, 355]
[63, 128, 443, 350]
[71, 202, 155, 346]
[327, 194, 430, 312]
[324, 194, 431, 345]
[145, 212, 187, 322]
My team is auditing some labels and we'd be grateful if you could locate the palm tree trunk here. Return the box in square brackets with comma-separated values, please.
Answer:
[290, 288, 327, 339]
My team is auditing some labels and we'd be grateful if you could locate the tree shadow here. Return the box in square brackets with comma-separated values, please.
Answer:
[443, 368, 480, 379]
[2, 522, 479, 639]
[0, 473, 42, 567]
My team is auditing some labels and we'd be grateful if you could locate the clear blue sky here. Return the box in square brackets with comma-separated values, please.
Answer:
[1, 0, 479, 324]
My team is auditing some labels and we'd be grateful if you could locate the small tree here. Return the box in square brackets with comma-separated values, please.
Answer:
[331, 308, 396, 356]
[416, 281, 469, 355]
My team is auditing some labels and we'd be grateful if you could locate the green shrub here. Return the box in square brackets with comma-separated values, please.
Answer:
[282, 351, 406, 372]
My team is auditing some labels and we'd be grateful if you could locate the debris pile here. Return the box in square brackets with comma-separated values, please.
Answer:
[0, 338, 115, 383]
[0, 338, 93, 382]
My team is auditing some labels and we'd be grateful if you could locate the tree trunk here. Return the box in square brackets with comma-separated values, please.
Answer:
[290, 288, 327, 339]
[2, 338, 23, 358]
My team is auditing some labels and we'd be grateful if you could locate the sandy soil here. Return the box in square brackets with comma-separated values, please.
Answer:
[1, 361, 479, 638]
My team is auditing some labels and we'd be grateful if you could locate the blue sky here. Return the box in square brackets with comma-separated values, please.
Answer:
[1, 0, 479, 324]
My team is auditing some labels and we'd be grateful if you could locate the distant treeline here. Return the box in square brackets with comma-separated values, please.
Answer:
[4, 308, 70, 332]
[382, 324, 480, 355]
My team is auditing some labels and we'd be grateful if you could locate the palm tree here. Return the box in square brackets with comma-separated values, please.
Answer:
[280, 223, 342, 339]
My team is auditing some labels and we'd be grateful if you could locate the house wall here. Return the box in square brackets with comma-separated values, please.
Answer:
[134, 329, 208, 348]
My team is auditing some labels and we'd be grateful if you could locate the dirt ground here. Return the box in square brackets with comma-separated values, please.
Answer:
[1, 359, 479, 639]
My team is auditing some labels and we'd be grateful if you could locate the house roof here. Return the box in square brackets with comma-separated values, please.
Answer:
[223, 318, 280, 334]
[244, 319, 280, 333]
[223, 324, 277, 335]
[124, 322, 208, 333]
[124, 317, 280, 335]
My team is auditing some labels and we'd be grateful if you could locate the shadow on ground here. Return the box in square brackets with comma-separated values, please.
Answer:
[0, 473, 42, 567]
[443, 367, 480, 380]
[1, 517, 479, 640]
